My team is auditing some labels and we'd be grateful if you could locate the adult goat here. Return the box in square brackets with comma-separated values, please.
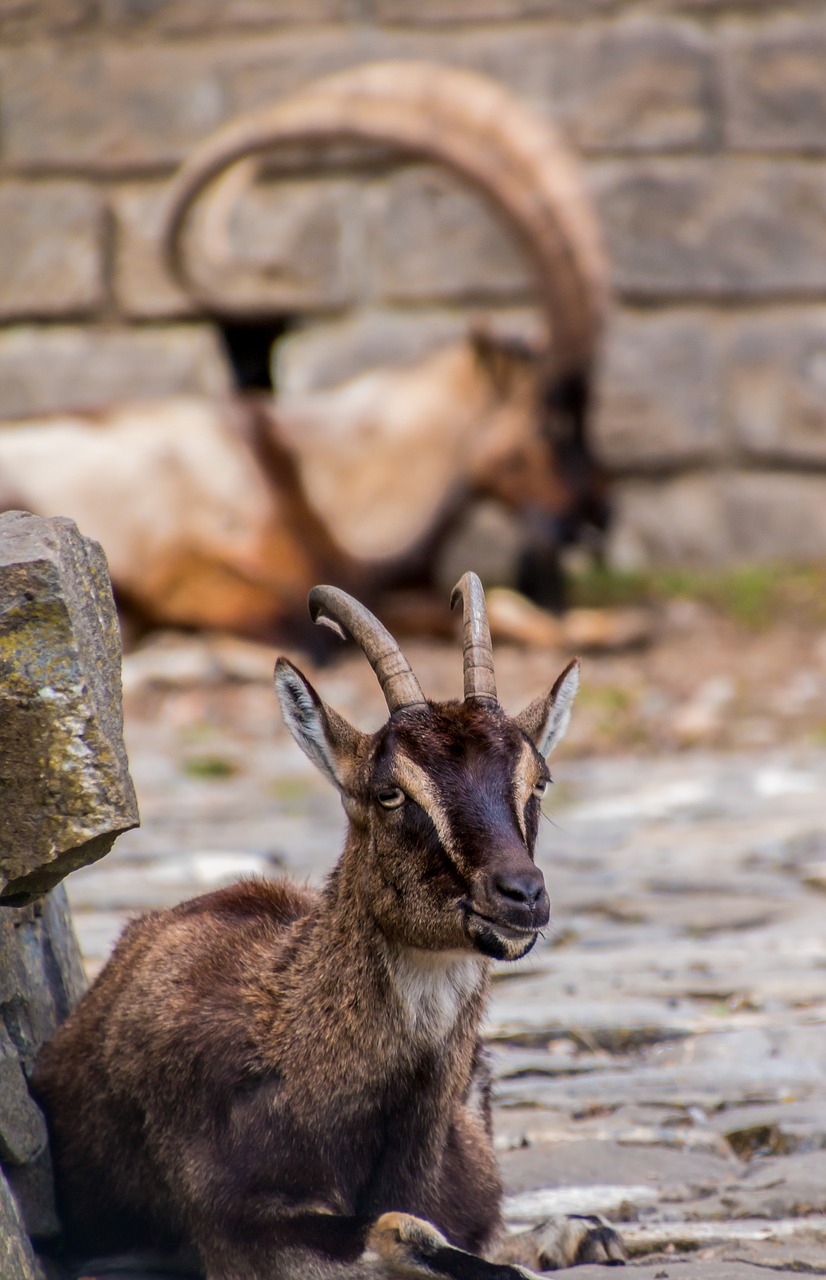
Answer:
[0, 326, 606, 639]
[164, 59, 610, 618]
[0, 63, 609, 638]
[33, 573, 624, 1279]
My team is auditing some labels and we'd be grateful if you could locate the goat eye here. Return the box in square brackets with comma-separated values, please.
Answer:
[532, 779, 549, 800]
[377, 787, 406, 809]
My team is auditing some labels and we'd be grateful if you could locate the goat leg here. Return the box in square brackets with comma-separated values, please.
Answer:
[196, 1212, 546, 1280]
[491, 1215, 626, 1271]
[367, 1212, 545, 1280]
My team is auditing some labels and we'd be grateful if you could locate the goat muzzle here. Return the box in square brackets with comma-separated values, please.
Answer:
[464, 859, 549, 961]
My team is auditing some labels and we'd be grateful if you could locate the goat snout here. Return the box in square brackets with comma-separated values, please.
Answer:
[464, 858, 549, 960]
[476, 859, 550, 933]
[493, 866, 545, 909]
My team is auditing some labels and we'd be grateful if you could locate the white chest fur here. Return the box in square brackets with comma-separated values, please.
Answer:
[389, 948, 485, 1045]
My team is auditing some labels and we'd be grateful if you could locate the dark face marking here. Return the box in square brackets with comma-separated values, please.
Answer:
[362, 702, 551, 959]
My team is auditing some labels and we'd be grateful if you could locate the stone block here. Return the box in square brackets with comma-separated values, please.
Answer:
[0, 1026, 47, 1165]
[40, 887, 87, 1013]
[207, 178, 362, 311]
[379, 0, 821, 16]
[0, 35, 358, 172]
[374, 0, 624, 17]
[725, 308, 826, 466]
[100, 0, 358, 30]
[594, 309, 725, 469]
[0, 183, 105, 321]
[274, 306, 543, 394]
[0, 911, 24, 1007]
[433, 500, 524, 597]
[607, 475, 729, 568]
[723, 16, 826, 152]
[0, 1170, 42, 1280]
[368, 165, 530, 305]
[112, 184, 195, 319]
[275, 309, 468, 393]
[724, 473, 826, 563]
[591, 159, 826, 298]
[0, 21, 716, 172]
[368, 21, 715, 154]
[0, 886, 83, 1240]
[4, 1148, 60, 1242]
[0, 0, 94, 43]
[132, 177, 363, 317]
[0, 512, 139, 904]
[1, 891, 87, 1070]
[0, 326, 232, 420]
[672, 0, 823, 9]
[546, 17, 717, 154]
[608, 470, 826, 568]
[219, 28, 523, 135]
[1, 42, 230, 171]
[651, 0, 809, 10]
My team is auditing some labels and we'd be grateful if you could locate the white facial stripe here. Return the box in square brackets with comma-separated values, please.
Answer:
[512, 739, 541, 842]
[392, 752, 458, 858]
[395, 745, 540, 853]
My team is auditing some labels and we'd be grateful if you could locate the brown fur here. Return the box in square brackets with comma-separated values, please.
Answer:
[32, 638, 587, 1280]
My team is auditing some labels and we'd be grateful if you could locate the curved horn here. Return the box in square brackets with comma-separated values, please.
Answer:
[162, 61, 609, 381]
[308, 585, 426, 715]
[450, 572, 497, 705]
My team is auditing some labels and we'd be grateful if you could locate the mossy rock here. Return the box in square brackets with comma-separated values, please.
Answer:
[0, 511, 139, 904]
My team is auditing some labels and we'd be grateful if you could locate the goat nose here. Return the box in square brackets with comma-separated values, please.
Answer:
[493, 867, 544, 907]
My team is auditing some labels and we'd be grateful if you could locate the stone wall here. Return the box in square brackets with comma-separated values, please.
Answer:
[1, 2, 825, 565]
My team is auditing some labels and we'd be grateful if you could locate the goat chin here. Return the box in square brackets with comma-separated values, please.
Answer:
[464, 911, 540, 961]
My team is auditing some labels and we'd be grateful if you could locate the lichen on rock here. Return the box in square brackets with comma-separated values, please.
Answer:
[0, 510, 139, 904]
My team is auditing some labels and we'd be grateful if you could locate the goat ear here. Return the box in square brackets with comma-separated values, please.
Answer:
[514, 658, 580, 758]
[274, 658, 365, 791]
[469, 326, 512, 396]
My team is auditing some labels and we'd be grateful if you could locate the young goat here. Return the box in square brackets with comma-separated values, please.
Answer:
[33, 574, 624, 1280]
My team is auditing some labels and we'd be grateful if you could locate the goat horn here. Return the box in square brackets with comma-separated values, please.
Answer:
[450, 572, 497, 705]
[162, 61, 608, 382]
[308, 585, 427, 715]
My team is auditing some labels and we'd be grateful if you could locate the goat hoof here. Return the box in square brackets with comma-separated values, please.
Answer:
[368, 1211, 449, 1261]
[496, 1214, 626, 1271]
[535, 1214, 626, 1269]
[368, 1214, 537, 1279]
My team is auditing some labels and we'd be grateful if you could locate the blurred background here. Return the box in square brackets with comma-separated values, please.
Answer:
[1, 1, 825, 765]
[7, 14, 826, 1262]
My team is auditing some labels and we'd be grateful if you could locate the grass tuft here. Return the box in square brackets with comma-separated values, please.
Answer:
[181, 755, 238, 780]
[568, 562, 826, 631]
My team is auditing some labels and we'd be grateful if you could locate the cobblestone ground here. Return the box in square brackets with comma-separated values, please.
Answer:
[66, 633, 826, 1277]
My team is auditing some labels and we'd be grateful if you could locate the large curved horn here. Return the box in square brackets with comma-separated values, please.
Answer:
[162, 61, 609, 381]
[450, 572, 497, 705]
[308, 585, 426, 715]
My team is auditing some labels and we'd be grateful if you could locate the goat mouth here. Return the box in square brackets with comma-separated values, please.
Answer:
[467, 910, 536, 938]
[464, 908, 538, 961]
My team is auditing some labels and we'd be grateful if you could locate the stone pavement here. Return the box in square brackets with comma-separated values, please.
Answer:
[65, 638, 826, 1276]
